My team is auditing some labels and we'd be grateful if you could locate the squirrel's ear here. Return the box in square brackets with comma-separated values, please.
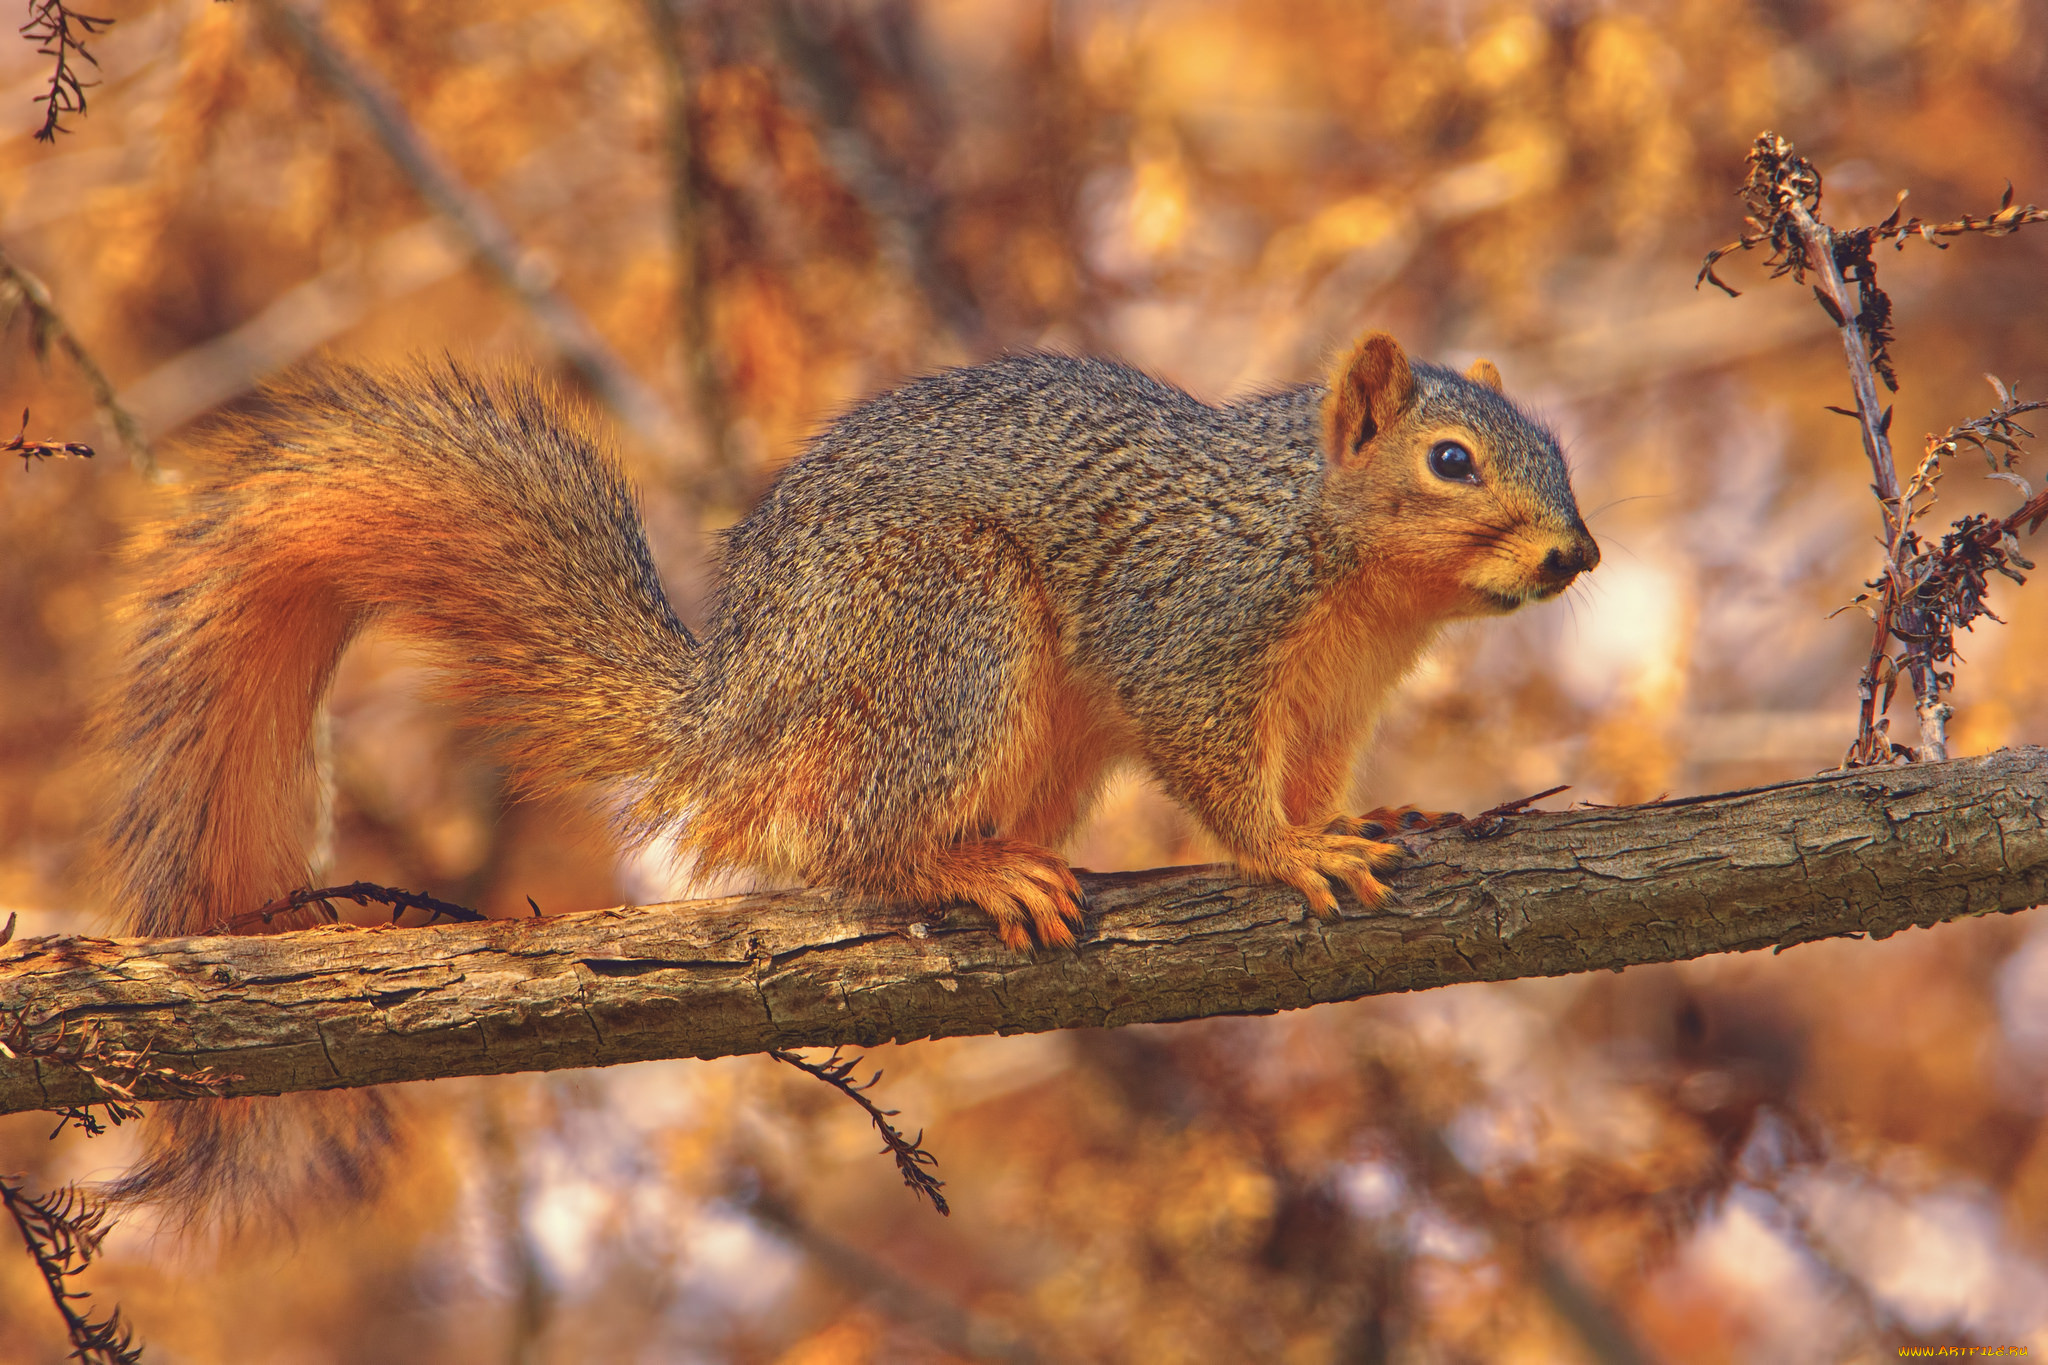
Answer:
[1466, 358, 1504, 391]
[1324, 332, 1416, 467]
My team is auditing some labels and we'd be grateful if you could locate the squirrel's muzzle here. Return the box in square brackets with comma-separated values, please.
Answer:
[1534, 534, 1600, 593]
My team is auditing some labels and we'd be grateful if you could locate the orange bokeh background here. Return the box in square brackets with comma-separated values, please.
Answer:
[5, 1, 2048, 1360]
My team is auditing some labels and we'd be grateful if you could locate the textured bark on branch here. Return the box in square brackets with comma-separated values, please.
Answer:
[5, 749, 2046, 1118]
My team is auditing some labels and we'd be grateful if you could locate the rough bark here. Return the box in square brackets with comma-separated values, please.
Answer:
[5, 749, 2046, 1118]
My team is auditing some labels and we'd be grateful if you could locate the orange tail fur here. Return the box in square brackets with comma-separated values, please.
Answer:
[98, 365, 698, 1224]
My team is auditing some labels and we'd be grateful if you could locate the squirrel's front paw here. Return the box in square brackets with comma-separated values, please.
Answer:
[1252, 828, 1404, 919]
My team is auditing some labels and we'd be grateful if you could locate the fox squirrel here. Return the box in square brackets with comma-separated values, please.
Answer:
[99, 330, 1594, 1216]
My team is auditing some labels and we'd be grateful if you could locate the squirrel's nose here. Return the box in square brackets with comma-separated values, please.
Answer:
[1539, 537, 1600, 586]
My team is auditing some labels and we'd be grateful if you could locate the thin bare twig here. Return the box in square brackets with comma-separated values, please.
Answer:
[255, 0, 688, 463]
[1699, 133, 2048, 766]
[770, 1046, 948, 1216]
[20, 0, 111, 142]
[0, 1006, 227, 1358]
[765, 0, 982, 349]
[1838, 389, 2048, 756]
[208, 879, 492, 936]
[5, 408, 93, 467]
[1454, 784, 1573, 840]
[1, 1177, 141, 1364]
[0, 243, 153, 476]
[1353, 785, 1571, 842]
[638, 0, 747, 511]
[0, 1008, 235, 1138]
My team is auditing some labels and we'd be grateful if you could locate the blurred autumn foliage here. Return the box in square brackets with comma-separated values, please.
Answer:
[5, 0, 2048, 1360]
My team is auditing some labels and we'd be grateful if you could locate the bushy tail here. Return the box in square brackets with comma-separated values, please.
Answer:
[98, 364, 699, 1225]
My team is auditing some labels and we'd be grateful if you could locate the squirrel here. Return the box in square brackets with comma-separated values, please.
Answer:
[97, 330, 1595, 1219]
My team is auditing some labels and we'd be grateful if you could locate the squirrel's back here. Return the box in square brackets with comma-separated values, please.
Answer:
[743, 353, 1325, 563]
[718, 355, 1331, 692]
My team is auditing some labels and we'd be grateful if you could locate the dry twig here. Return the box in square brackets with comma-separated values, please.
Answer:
[0, 1007, 234, 1138]
[1838, 387, 2048, 755]
[771, 1047, 948, 1216]
[209, 879, 492, 936]
[1450, 784, 1572, 840]
[255, 0, 688, 463]
[638, 0, 747, 510]
[1699, 132, 2048, 766]
[19, 0, 110, 142]
[1352, 786, 1570, 842]
[1, 1176, 140, 1364]
[0, 243, 152, 475]
[5, 408, 93, 467]
[0, 1010, 233, 1362]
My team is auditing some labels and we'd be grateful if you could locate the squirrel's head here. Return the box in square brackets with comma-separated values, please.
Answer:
[1320, 331, 1598, 617]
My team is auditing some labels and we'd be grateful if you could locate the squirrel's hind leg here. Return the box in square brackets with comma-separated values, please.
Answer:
[880, 664, 1115, 950]
[690, 523, 1096, 949]
[886, 839, 1085, 951]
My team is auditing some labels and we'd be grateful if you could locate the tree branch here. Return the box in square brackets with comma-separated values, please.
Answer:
[254, 0, 689, 462]
[764, 0, 983, 349]
[637, 0, 747, 511]
[4, 749, 2045, 1118]
[0, 241, 154, 477]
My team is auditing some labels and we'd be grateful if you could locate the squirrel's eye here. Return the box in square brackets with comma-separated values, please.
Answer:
[1428, 440, 1478, 484]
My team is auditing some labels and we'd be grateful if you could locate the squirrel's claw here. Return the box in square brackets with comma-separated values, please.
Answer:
[1330, 805, 1462, 840]
[1255, 828, 1402, 919]
[923, 838, 1084, 952]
